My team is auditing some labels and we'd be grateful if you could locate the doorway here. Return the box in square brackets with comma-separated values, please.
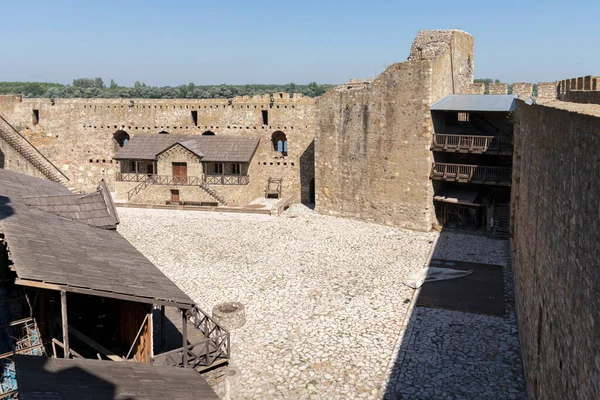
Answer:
[172, 162, 187, 184]
[170, 190, 180, 203]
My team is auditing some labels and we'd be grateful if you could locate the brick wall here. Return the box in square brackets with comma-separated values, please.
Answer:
[511, 100, 600, 399]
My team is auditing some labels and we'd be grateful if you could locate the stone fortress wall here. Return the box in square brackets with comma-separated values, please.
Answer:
[0, 93, 316, 204]
[314, 30, 475, 231]
[510, 99, 600, 400]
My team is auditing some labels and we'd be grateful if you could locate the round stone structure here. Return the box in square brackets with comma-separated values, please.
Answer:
[212, 302, 246, 330]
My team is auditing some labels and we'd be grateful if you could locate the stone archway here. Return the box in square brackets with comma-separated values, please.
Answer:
[202, 131, 216, 136]
[271, 131, 288, 156]
[113, 130, 130, 152]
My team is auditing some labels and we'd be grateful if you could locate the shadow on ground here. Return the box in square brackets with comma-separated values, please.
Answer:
[383, 229, 527, 400]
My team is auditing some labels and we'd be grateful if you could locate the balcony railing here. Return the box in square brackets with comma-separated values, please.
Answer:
[117, 173, 248, 186]
[204, 175, 250, 185]
[431, 134, 513, 154]
[430, 162, 512, 186]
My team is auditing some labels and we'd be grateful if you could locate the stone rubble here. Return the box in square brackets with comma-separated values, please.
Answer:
[117, 207, 526, 399]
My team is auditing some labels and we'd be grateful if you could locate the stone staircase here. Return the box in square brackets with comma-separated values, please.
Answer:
[493, 203, 510, 239]
[199, 181, 228, 205]
[0, 114, 69, 185]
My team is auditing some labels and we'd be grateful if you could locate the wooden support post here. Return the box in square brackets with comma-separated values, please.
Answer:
[181, 309, 188, 368]
[60, 290, 69, 358]
[160, 305, 166, 350]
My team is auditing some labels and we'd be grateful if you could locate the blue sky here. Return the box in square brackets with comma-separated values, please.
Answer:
[1, 0, 598, 86]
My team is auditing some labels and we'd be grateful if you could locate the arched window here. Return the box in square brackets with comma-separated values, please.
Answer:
[113, 130, 130, 149]
[202, 131, 215, 136]
[271, 131, 288, 156]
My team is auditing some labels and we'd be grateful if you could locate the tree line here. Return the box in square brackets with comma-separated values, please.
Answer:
[0, 78, 335, 99]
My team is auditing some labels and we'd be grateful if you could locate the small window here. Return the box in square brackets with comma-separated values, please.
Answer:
[457, 112, 469, 122]
[231, 163, 241, 174]
[215, 163, 223, 174]
[32, 109, 39, 125]
[261, 110, 268, 125]
[191, 110, 198, 126]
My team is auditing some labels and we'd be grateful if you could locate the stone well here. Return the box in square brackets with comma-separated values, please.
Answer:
[212, 302, 246, 330]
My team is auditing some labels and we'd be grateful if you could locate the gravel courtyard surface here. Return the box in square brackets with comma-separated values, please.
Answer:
[117, 206, 526, 399]
[118, 205, 437, 399]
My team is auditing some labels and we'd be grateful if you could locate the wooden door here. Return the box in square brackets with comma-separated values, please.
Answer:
[172, 162, 187, 184]
[171, 190, 180, 203]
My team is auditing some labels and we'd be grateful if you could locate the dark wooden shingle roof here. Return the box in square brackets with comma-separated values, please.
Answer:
[14, 355, 220, 400]
[22, 179, 120, 229]
[114, 134, 259, 162]
[0, 169, 194, 308]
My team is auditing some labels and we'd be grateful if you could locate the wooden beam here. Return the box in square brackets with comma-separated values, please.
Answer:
[60, 290, 69, 358]
[68, 325, 123, 362]
[15, 278, 194, 309]
[0, 317, 32, 329]
[160, 305, 166, 350]
[181, 309, 188, 368]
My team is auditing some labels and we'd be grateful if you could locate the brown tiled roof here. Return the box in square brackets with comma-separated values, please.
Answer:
[0, 169, 194, 307]
[14, 355, 220, 400]
[114, 134, 259, 162]
[22, 179, 120, 229]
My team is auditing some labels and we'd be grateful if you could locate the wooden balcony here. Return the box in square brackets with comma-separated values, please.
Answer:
[117, 173, 249, 186]
[431, 134, 513, 154]
[204, 175, 249, 185]
[430, 163, 512, 186]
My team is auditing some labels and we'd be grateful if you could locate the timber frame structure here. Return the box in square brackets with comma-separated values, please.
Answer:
[0, 169, 228, 398]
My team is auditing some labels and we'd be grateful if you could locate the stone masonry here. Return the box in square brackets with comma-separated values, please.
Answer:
[314, 30, 474, 231]
[511, 99, 600, 399]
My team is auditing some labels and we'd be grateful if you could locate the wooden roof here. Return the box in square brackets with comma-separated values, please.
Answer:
[114, 134, 259, 162]
[22, 179, 120, 229]
[14, 355, 220, 400]
[0, 169, 194, 308]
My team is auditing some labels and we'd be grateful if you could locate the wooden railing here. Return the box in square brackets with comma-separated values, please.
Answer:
[154, 306, 230, 369]
[431, 134, 512, 154]
[117, 173, 247, 186]
[204, 175, 249, 185]
[430, 162, 512, 185]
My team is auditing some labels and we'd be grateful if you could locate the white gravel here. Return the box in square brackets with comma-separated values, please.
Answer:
[117, 207, 526, 399]
[117, 206, 437, 399]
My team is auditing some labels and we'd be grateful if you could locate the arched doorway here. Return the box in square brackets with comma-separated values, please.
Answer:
[271, 131, 288, 156]
[202, 131, 215, 136]
[158, 131, 169, 135]
[113, 130, 130, 151]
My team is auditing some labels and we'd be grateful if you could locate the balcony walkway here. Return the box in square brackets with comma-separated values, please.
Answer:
[431, 134, 513, 154]
[430, 162, 512, 186]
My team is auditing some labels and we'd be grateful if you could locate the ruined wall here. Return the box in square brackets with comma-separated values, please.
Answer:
[0, 94, 316, 203]
[511, 101, 600, 399]
[314, 30, 474, 230]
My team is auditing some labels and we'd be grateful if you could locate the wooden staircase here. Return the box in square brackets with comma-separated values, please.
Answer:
[0, 114, 69, 184]
[199, 182, 228, 206]
[493, 203, 510, 239]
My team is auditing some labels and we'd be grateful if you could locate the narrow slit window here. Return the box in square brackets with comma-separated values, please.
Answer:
[32, 109, 39, 125]
[191, 110, 198, 126]
[261, 110, 268, 125]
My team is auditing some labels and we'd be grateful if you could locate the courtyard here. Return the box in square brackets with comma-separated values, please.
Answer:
[117, 205, 525, 399]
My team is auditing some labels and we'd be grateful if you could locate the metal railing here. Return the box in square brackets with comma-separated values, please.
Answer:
[431, 134, 512, 154]
[430, 162, 512, 185]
